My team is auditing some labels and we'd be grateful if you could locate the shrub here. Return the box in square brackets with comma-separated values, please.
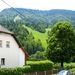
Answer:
[0, 60, 54, 75]
[71, 68, 75, 73]
[0, 66, 31, 75]
[27, 60, 54, 72]
[0, 68, 21, 75]
[16, 66, 32, 73]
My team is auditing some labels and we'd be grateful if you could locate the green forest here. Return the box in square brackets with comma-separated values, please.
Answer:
[1, 8, 75, 61]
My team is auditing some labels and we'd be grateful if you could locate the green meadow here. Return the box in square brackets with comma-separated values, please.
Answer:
[24, 25, 50, 48]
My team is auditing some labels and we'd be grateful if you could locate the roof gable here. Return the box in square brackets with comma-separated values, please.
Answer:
[0, 25, 13, 34]
[0, 25, 28, 58]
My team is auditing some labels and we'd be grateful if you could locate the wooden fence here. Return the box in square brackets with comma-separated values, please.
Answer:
[24, 66, 75, 75]
[24, 69, 58, 75]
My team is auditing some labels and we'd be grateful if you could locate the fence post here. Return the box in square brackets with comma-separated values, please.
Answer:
[35, 72, 37, 75]
[37, 71, 45, 75]
[51, 70, 53, 75]
[45, 71, 46, 75]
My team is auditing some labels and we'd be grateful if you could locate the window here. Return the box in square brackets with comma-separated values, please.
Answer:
[6, 41, 10, 48]
[0, 40, 2, 47]
[1, 58, 5, 65]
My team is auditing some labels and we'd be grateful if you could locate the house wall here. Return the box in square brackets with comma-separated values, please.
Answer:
[19, 48, 25, 66]
[0, 33, 25, 68]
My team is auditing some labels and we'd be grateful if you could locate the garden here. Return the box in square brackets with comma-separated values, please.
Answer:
[0, 60, 54, 75]
[0, 60, 75, 75]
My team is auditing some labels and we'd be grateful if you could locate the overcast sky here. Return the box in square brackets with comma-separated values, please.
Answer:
[0, 0, 75, 11]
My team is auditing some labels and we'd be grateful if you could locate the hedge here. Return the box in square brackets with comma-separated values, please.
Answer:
[27, 60, 54, 72]
[0, 60, 54, 75]
[0, 66, 31, 75]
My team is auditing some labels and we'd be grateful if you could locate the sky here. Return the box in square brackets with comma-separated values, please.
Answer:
[0, 0, 75, 11]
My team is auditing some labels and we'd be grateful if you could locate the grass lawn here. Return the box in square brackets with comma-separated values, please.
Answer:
[54, 62, 75, 68]
[64, 62, 75, 67]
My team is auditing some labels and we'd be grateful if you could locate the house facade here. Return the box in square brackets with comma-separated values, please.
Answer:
[0, 25, 28, 68]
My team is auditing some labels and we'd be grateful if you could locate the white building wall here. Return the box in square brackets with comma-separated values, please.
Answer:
[0, 33, 25, 68]
[19, 48, 25, 66]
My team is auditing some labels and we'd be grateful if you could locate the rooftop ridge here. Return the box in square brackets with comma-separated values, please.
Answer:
[0, 25, 14, 34]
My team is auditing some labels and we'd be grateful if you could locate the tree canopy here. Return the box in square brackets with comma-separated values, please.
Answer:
[46, 22, 75, 67]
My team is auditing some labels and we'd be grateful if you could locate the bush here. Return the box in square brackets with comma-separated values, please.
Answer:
[0, 66, 31, 75]
[71, 68, 75, 73]
[27, 60, 54, 72]
[16, 66, 32, 73]
[0, 68, 20, 75]
[0, 60, 54, 75]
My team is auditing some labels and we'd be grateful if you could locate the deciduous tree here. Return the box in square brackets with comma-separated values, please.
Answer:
[46, 22, 75, 68]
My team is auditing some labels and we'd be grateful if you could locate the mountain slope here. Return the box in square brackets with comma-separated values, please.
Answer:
[24, 25, 49, 48]
[0, 8, 75, 28]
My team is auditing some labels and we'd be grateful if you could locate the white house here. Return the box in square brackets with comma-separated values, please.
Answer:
[0, 25, 28, 68]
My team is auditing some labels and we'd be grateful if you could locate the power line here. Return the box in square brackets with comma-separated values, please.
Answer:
[2, 0, 27, 19]
[2, 0, 47, 24]
[4, 0, 19, 7]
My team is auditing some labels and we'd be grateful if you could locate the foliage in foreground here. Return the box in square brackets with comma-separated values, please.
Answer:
[71, 68, 75, 73]
[27, 60, 54, 71]
[46, 22, 75, 67]
[0, 60, 54, 75]
[0, 66, 31, 75]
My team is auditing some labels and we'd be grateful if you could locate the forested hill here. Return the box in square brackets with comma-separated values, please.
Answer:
[0, 8, 75, 28]
[1, 8, 75, 57]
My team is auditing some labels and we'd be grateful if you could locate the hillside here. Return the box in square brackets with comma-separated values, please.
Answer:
[1, 8, 75, 55]
[1, 8, 75, 48]
[0, 8, 75, 28]
[24, 25, 50, 48]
